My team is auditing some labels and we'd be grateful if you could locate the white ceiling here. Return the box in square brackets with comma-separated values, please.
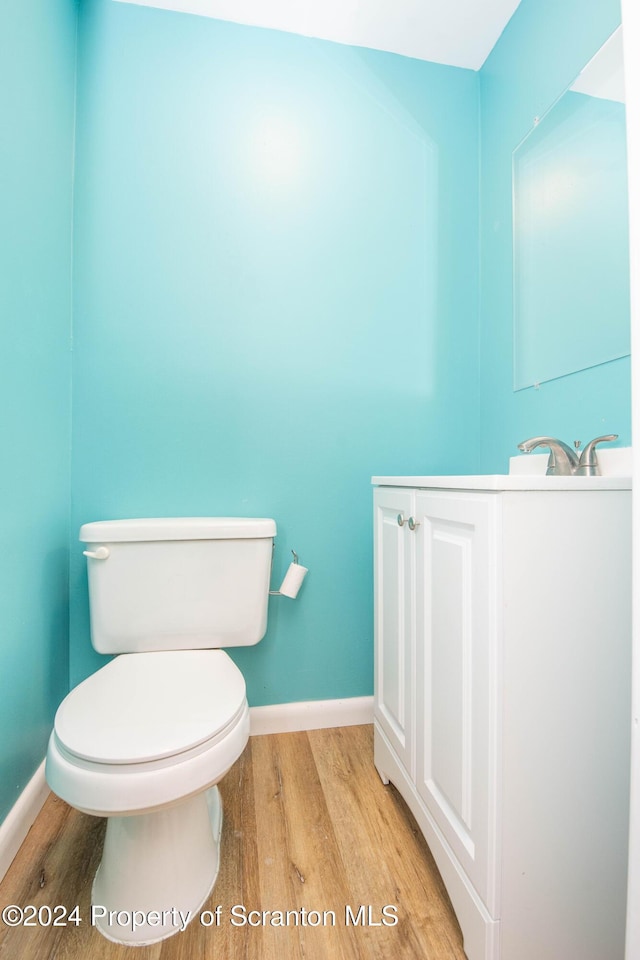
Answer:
[114, 0, 523, 71]
[571, 26, 625, 103]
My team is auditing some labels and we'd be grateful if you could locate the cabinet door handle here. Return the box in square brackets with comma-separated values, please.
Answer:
[397, 514, 419, 530]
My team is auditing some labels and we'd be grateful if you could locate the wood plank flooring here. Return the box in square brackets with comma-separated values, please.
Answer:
[0, 725, 466, 959]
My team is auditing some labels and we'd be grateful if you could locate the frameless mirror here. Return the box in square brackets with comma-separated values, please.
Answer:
[512, 27, 630, 390]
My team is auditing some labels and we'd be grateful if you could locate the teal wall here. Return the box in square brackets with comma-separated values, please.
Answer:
[0, 0, 76, 821]
[478, 0, 628, 472]
[69, 0, 480, 704]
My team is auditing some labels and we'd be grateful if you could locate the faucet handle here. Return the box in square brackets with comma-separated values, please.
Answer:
[576, 434, 618, 476]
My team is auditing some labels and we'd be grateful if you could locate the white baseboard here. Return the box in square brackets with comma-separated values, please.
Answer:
[0, 760, 50, 885]
[249, 695, 374, 736]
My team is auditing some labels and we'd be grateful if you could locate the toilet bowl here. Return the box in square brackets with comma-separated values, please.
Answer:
[46, 649, 250, 944]
[45, 518, 276, 945]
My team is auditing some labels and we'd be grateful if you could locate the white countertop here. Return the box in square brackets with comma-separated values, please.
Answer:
[372, 449, 632, 491]
[371, 474, 631, 490]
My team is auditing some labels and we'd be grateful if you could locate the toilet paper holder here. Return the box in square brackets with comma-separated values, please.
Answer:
[270, 550, 308, 599]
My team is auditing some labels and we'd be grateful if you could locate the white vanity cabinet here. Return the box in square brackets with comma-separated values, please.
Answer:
[373, 474, 631, 960]
[374, 487, 416, 778]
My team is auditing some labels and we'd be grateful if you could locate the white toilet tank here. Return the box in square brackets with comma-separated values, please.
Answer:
[80, 518, 276, 654]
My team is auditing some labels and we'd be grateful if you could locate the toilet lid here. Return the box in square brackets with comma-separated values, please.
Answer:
[54, 650, 246, 764]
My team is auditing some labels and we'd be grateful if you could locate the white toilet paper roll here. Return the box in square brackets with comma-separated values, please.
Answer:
[278, 562, 308, 599]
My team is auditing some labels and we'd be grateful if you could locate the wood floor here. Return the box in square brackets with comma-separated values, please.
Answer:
[0, 725, 466, 959]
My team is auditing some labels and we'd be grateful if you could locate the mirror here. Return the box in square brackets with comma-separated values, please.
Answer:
[512, 28, 630, 391]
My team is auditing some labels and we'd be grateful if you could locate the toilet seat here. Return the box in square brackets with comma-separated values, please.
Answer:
[54, 649, 246, 764]
[45, 650, 250, 817]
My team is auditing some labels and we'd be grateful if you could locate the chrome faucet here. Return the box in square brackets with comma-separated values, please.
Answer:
[576, 434, 618, 476]
[517, 437, 580, 476]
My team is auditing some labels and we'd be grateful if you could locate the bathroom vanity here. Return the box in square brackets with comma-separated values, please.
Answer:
[372, 462, 631, 960]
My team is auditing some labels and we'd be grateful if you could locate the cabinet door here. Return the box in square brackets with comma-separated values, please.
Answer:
[414, 491, 499, 911]
[373, 487, 415, 777]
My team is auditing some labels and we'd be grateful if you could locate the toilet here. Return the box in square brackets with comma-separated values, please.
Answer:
[45, 517, 276, 946]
